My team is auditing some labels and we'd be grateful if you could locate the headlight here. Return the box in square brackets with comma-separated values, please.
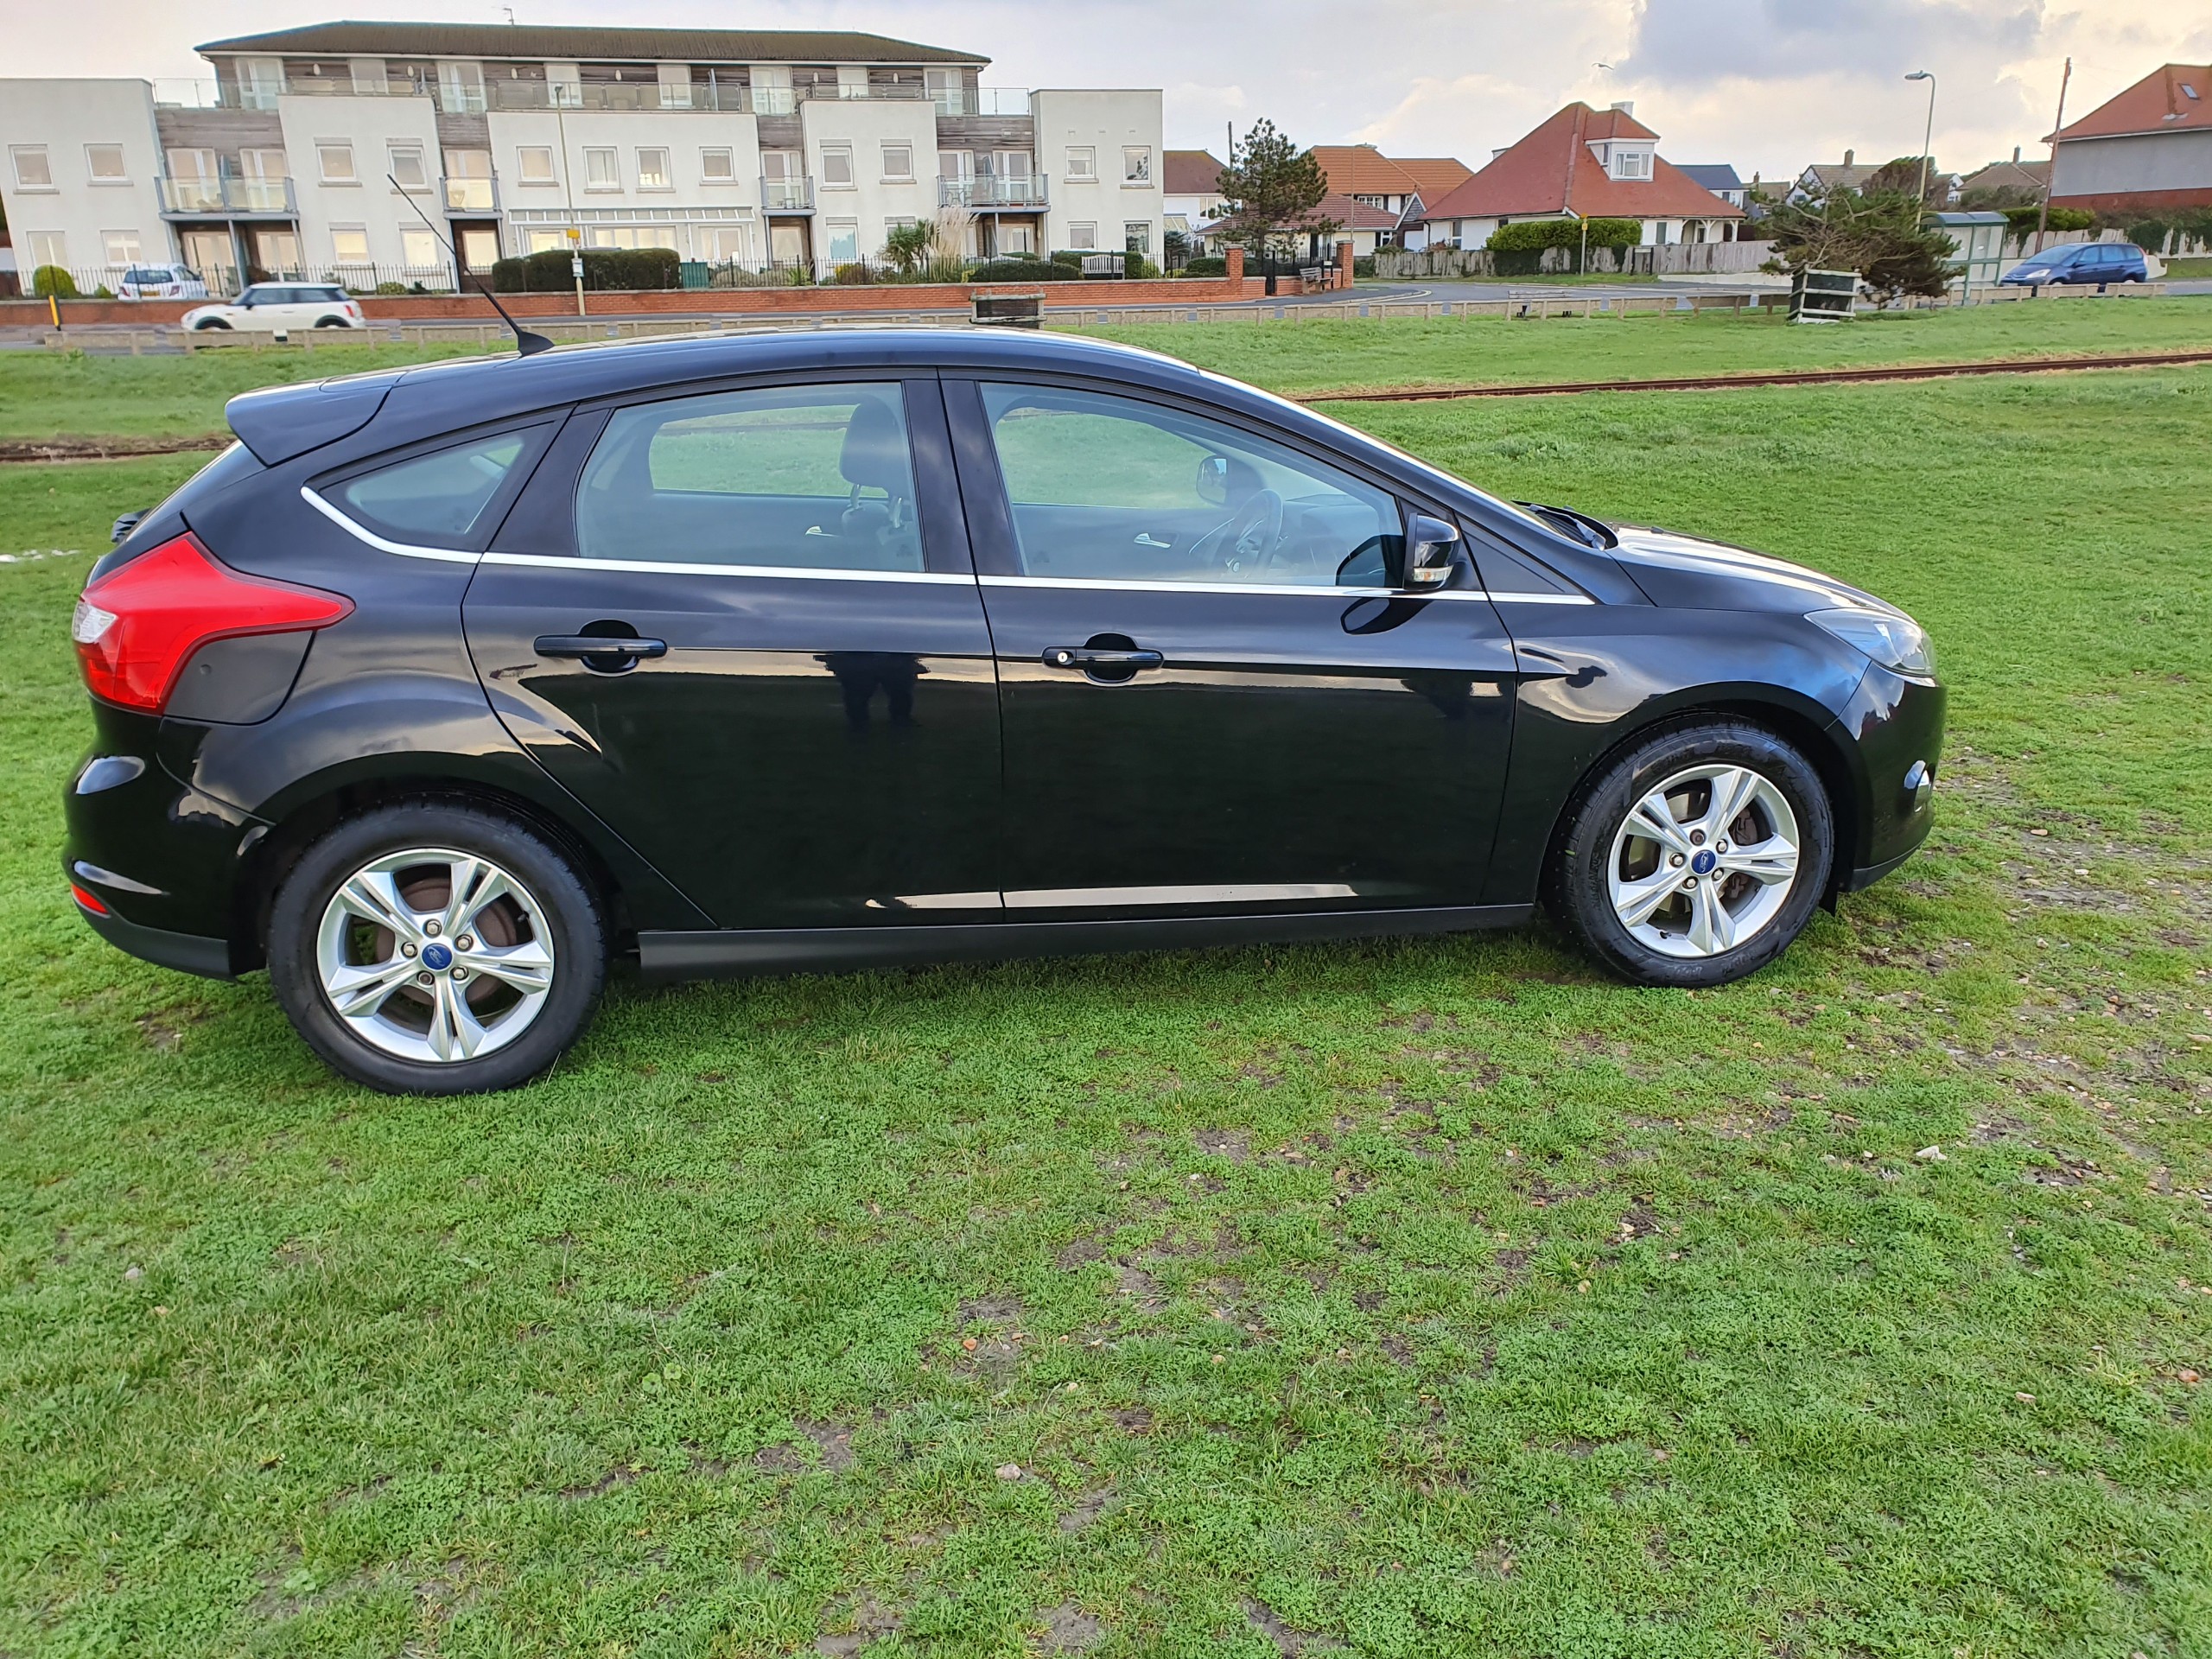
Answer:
[1808, 607, 1936, 677]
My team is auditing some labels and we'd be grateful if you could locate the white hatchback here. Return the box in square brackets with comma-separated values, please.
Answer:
[181, 283, 365, 331]
[118, 264, 210, 301]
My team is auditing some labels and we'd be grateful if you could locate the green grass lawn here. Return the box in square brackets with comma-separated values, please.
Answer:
[2, 349, 2210, 1656]
[4, 297, 2210, 443]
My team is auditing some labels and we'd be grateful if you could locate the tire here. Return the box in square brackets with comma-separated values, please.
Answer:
[1550, 720, 1834, 988]
[194, 318, 232, 331]
[267, 802, 606, 1094]
[315, 316, 346, 328]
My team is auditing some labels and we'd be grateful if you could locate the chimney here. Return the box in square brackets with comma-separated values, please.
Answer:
[1843, 149, 1854, 166]
[2012, 144, 2022, 162]
[1611, 100, 1634, 117]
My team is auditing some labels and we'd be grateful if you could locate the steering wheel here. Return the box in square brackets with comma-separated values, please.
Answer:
[1192, 488, 1285, 575]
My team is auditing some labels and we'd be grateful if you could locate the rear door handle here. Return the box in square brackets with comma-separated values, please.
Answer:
[1043, 646, 1164, 671]
[534, 634, 668, 661]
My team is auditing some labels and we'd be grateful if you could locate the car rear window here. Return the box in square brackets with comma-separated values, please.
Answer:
[333, 427, 551, 549]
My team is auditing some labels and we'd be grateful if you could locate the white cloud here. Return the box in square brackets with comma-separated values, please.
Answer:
[9, 0, 2210, 180]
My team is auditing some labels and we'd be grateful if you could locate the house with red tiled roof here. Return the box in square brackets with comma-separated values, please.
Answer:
[1311, 145, 1474, 244]
[1405, 102, 1744, 250]
[2047, 64, 2212, 215]
[1163, 149, 1229, 249]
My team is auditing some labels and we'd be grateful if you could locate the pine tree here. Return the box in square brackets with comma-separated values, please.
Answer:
[1212, 119, 1338, 267]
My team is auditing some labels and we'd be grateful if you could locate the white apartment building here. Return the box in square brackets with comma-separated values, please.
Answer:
[0, 21, 1166, 293]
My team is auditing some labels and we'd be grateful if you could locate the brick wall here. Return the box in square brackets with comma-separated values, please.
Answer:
[2, 275, 1268, 329]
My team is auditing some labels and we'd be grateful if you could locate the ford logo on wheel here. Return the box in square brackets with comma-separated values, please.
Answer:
[421, 942, 454, 970]
[1690, 849, 1719, 875]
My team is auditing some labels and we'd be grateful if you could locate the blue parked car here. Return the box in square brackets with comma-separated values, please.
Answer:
[2000, 241, 2150, 286]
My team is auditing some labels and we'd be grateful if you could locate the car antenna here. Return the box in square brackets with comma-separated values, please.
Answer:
[389, 175, 554, 356]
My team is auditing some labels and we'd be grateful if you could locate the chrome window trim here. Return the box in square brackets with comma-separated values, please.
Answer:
[479, 551, 974, 585]
[976, 573, 1592, 605]
[301, 486, 483, 563]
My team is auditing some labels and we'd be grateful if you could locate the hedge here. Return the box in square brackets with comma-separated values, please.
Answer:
[969, 258, 1068, 284]
[1181, 255, 1227, 276]
[1999, 206, 2094, 239]
[491, 246, 682, 293]
[1485, 218, 1640, 253]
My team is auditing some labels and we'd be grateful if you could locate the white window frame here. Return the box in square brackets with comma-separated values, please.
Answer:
[825, 218, 861, 263]
[387, 144, 429, 191]
[1124, 220, 1153, 256]
[102, 229, 143, 265]
[583, 147, 620, 191]
[86, 144, 129, 183]
[1122, 145, 1152, 186]
[517, 145, 556, 185]
[637, 147, 671, 190]
[880, 143, 913, 181]
[1068, 220, 1096, 249]
[1611, 148, 1650, 181]
[10, 146, 54, 190]
[821, 145, 855, 188]
[700, 147, 735, 184]
[401, 227, 442, 269]
[28, 230, 67, 268]
[317, 142, 358, 184]
[330, 225, 372, 264]
[1065, 146, 1096, 181]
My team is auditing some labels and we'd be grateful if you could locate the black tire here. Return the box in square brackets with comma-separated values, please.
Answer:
[267, 802, 605, 1094]
[315, 316, 347, 327]
[1550, 720, 1834, 988]
[194, 318, 232, 331]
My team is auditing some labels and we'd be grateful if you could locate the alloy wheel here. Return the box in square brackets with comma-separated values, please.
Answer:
[1605, 763, 1802, 958]
[314, 847, 556, 1063]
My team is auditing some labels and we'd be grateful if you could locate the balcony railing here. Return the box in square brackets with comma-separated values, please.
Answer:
[149, 73, 1037, 120]
[940, 175, 1048, 210]
[157, 175, 298, 215]
[760, 175, 815, 213]
[931, 88, 1033, 118]
[442, 175, 499, 213]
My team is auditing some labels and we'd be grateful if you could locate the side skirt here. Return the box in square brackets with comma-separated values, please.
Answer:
[635, 904, 1535, 982]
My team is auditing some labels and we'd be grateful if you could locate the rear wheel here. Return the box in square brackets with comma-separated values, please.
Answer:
[1552, 721, 1834, 987]
[268, 803, 605, 1094]
[315, 316, 348, 327]
[194, 318, 232, 331]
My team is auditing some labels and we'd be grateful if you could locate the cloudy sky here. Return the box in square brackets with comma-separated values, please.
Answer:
[17, 0, 2212, 181]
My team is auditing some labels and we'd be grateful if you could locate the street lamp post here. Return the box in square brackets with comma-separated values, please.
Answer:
[1905, 70, 1937, 219]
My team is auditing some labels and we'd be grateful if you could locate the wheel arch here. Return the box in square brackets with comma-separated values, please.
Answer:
[1535, 690, 1866, 912]
[230, 770, 642, 973]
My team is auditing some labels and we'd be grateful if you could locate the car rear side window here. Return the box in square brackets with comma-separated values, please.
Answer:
[334, 428, 546, 548]
[574, 382, 923, 572]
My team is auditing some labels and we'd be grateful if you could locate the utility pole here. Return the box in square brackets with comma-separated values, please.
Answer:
[1905, 71, 1937, 220]
[554, 89, 586, 315]
[2035, 57, 2072, 247]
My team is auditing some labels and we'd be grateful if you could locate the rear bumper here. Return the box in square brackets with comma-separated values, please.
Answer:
[74, 894, 235, 980]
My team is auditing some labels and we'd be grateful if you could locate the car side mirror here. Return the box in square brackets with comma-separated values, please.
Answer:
[1194, 454, 1230, 507]
[1403, 513, 1459, 590]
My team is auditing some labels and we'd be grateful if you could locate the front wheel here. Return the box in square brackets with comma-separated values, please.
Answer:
[267, 803, 606, 1093]
[194, 318, 232, 331]
[1551, 721, 1834, 987]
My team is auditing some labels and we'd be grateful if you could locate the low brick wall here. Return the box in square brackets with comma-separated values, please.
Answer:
[2, 275, 1267, 329]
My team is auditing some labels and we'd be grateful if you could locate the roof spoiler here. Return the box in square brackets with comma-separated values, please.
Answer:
[225, 372, 401, 465]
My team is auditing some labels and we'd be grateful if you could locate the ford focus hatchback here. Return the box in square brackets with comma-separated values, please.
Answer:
[67, 330, 1943, 1093]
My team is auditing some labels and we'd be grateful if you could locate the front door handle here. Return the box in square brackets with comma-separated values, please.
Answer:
[1043, 646, 1164, 671]
[535, 633, 669, 661]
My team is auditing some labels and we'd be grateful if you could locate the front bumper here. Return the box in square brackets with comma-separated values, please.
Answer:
[1832, 664, 1946, 891]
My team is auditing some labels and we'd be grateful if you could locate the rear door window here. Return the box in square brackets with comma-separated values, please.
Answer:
[574, 382, 924, 571]
[331, 425, 552, 549]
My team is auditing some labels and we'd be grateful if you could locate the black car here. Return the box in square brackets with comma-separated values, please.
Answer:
[66, 329, 1943, 1093]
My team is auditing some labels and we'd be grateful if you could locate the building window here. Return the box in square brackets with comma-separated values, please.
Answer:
[28, 231, 67, 269]
[402, 228, 441, 269]
[1124, 220, 1152, 257]
[331, 226, 372, 264]
[102, 230, 142, 265]
[1122, 146, 1152, 185]
[318, 143, 357, 183]
[636, 148, 671, 190]
[821, 146, 854, 188]
[584, 148, 619, 190]
[999, 223, 1035, 255]
[10, 146, 53, 189]
[880, 143, 912, 181]
[826, 219, 860, 263]
[695, 224, 747, 261]
[1068, 221, 1096, 249]
[1065, 147, 1096, 181]
[86, 144, 128, 182]
[1611, 149, 1649, 181]
[388, 145, 429, 190]
[700, 147, 734, 183]
[517, 146, 555, 184]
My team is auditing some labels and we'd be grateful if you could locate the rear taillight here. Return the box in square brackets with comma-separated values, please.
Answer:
[73, 532, 352, 713]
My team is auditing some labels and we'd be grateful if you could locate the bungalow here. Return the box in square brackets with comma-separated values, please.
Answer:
[1677, 164, 1748, 209]
[2047, 63, 2212, 216]
[1163, 149, 1228, 250]
[1311, 145, 1474, 245]
[1406, 102, 1744, 249]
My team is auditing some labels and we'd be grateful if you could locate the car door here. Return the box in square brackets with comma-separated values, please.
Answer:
[462, 373, 1004, 929]
[945, 376, 1519, 918]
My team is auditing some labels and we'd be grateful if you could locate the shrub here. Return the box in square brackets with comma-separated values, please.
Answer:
[1485, 217, 1639, 252]
[1352, 253, 1376, 277]
[31, 264, 78, 299]
[494, 247, 682, 293]
[92, 284, 116, 300]
[1181, 255, 1227, 276]
[830, 262, 875, 285]
[881, 219, 933, 275]
[1047, 251, 1084, 270]
[373, 280, 407, 296]
[2000, 205, 2094, 240]
[969, 257, 1066, 283]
